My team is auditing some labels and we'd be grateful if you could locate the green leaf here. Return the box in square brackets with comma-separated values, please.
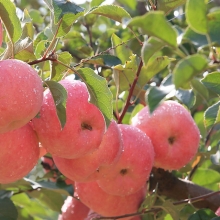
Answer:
[189, 209, 216, 220]
[117, 0, 137, 10]
[128, 11, 178, 48]
[157, 0, 186, 15]
[210, 149, 220, 166]
[130, 104, 144, 124]
[192, 168, 220, 190]
[204, 101, 220, 130]
[50, 51, 72, 81]
[175, 89, 196, 109]
[191, 78, 209, 101]
[111, 33, 133, 64]
[0, 0, 22, 42]
[85, 54, 122, 67]
[0, 198, 18, 220]
[45, 81, 67, 129]
[86, 5, 131, 23]
[78, 68, 113, 127]
[45, 0, 85, 24]
[173, 54, 208, 89]
[21, 9, 35, 40]
[186, 0, 208, 34]
[28, 188, 64, 212]
[201, 72, 220, 94]
[90, 0, 105, 7]
[141, 37, 165, 66]
[113, 54, 137, 92]
[183, 9, 220, 47]
[146, 85, 174, 113]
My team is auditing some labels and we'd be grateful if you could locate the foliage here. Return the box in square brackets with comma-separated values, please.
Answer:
[0, 0, 220, 219]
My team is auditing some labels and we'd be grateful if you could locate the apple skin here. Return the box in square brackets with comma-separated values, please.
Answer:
[58, 196, 90, 220]
[131, 100, 200, 170]
[0, 59, 43, 134]
[53, 120, 122, 182]
[96, 124, 154, 196]
[32, 79, 105, 159]
[75, 181, 146, 220]
[0, 123, 40, 184]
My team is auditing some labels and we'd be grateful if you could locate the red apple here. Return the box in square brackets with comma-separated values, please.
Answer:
[0, 123, 40, 184]
[32, 78, 105, 159]
[96, 124, 154, 196]
[131, 100, 200, 170]
[75, 181, 146, 219]
[58, 196, 90, 220]
[0, 59, 43, 134]
[53, 120, 122, 182]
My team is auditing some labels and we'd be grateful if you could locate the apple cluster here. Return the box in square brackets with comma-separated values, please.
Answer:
[0, 53, 200, 219]
[30, 76, 200, 219]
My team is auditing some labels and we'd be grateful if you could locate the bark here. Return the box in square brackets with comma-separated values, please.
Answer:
[149, 168, 220, 211]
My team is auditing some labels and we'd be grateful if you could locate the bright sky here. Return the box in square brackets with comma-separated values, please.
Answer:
[72, 0, 115, 5]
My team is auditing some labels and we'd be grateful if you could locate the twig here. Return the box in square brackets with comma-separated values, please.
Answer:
[117, 59, 143, 124]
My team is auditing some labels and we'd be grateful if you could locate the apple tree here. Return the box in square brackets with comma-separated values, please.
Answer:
[0, 0, 220, 219]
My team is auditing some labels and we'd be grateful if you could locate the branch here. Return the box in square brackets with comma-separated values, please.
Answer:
[149, 167, 220, 211]
[117, 59, 143, 124]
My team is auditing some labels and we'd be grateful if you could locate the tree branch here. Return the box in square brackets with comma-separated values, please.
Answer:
[149, 167, 220, 211]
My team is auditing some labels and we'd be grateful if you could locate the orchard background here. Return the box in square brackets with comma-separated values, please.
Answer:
[0, 0, 220, 219]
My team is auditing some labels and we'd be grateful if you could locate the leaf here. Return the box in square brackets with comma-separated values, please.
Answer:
[45, 81, 67, 129]
[141, 37, 165, 66]
[183, 9, 220, 47]
[128, 11, 178, 48]
[45, 0, 85, 24]
[201, 72, 220, 94]
[111, 33, 133, 64]
[146, 85, 174, 113]
[157, 0, 186, 15]
[175, 89, 196, 109]
[113, 54, 137, 92]
[86, 5, 131, 23]
[0, 0, 22, 42]
[78, 68, 113, 127]
[186, 0, 208, 34]
[28, 188, 64, 212]
[191, 78, 209, 101]
[21, 9, 35, 40]
[160, 200, 180, 220]
[0, 198, 18, 220]
[117, 0, 137, 10]
[90, 0, 105, 7]
[204, 101, 220, 130]
[85, 54, 122, 67]
[210, 148, 220, 166]
[50, 51, 72, 81]
[188, 209, 216, 220]
[130, 104, 144, 123]
[173, 54, 208, 89]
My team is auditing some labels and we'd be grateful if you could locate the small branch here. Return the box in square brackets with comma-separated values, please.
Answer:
[117, 59, 143, 124]
[28, 57, 57, 66]
[85, 24, 94, 49]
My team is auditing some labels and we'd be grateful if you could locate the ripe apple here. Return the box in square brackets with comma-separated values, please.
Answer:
[58, 196, 90, 220]
[96, 124, 154, 196]
[0, 59, 43, 134]
[131, 100, 200, 170]
[75, 181, 146, 219]
[0, 20, 2, 47]
[32, 78, 105, 159]
[53, 120, 122, 182]
[0, 123, 40, 184]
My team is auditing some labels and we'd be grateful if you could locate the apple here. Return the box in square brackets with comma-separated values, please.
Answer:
[0, 20, 2, 47]
[53, 120, 122, 182]
[75, 181, 146, 219]
[0, 123, 40, 184]
[32, 78, 105, 159]
[131, 100, 200, 170]
[96, 124, 154, 196]
[58, 196, 90, 220]
[0, 59, 43, 134]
